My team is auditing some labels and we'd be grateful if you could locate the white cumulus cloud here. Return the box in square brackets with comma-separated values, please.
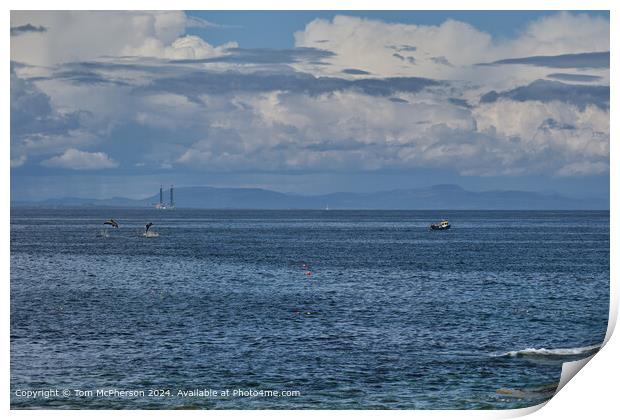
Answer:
[293, 13, 609, 82]
[10, 11, 234, 66]
[42, 148, 118, 170]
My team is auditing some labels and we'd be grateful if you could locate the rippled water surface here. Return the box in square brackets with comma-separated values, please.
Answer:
[11, 209, 609, 409]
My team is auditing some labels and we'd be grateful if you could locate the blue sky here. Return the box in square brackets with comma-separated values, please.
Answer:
[187, 11, 610, 49]
[10, 11, 610, 202]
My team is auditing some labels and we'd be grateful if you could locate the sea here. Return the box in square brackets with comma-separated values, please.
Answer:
[10, 209, 609, 409]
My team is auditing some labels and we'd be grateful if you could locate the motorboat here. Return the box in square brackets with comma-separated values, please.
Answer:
[430, 220, 450, 230]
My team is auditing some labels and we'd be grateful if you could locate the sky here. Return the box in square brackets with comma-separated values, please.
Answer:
[10, 11, 610, 201]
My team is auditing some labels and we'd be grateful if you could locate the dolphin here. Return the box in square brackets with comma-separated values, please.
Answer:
[103, 219, 119, 228]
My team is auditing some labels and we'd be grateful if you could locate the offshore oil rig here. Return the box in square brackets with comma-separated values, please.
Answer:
[155, 184, 175, 210]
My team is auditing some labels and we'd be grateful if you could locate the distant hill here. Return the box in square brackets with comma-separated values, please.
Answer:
[11, 184, 608, 210]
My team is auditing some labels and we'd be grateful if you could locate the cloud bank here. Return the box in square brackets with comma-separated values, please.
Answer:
[10, 11, 609, 180]
[42, 149, 118, 170]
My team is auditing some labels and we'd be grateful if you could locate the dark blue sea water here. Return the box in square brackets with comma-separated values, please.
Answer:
[10, 209, 609, 409]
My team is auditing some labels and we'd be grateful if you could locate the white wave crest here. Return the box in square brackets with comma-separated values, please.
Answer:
[499, 344, 600, 358]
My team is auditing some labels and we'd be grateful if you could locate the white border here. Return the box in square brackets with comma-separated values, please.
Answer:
[4, 1, 617, 11]
[4, 1, 616, 419]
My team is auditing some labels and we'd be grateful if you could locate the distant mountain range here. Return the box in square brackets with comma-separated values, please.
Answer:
[10, 184, 608, 210]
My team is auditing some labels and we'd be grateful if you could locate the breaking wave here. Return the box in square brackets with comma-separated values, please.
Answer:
[496, 344, 600, 359]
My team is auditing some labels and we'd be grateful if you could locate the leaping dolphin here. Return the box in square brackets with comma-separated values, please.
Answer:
[103, 219, 119, 228]
[145, 222, 153, 233]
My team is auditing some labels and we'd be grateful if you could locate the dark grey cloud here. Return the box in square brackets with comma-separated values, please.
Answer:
[388, 44, 417, 52]
[171, 47, 335, 65]
[11, 72, 52, 131]
[49, 69, 131, 86]
[480, 79, 609, 110]
[11, 67, 92, 169]
[431, 56, 453, 67]
[138, 70, 441, 98]
[448, 98, 471, 108]
[342, 68, 371, 75]
[27, 60, 201, 88]
[389, 97, 409, 104]
[480, 51, 609, 69]
[392, 52, 415, 64]
[539, 118, 576, 131]
[34, 60, 440, 99]
[10, 23, 47, 36]
[11, 68, 84, 138]
[546, 73, 602, 82]
[61, 60, 194, 78]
